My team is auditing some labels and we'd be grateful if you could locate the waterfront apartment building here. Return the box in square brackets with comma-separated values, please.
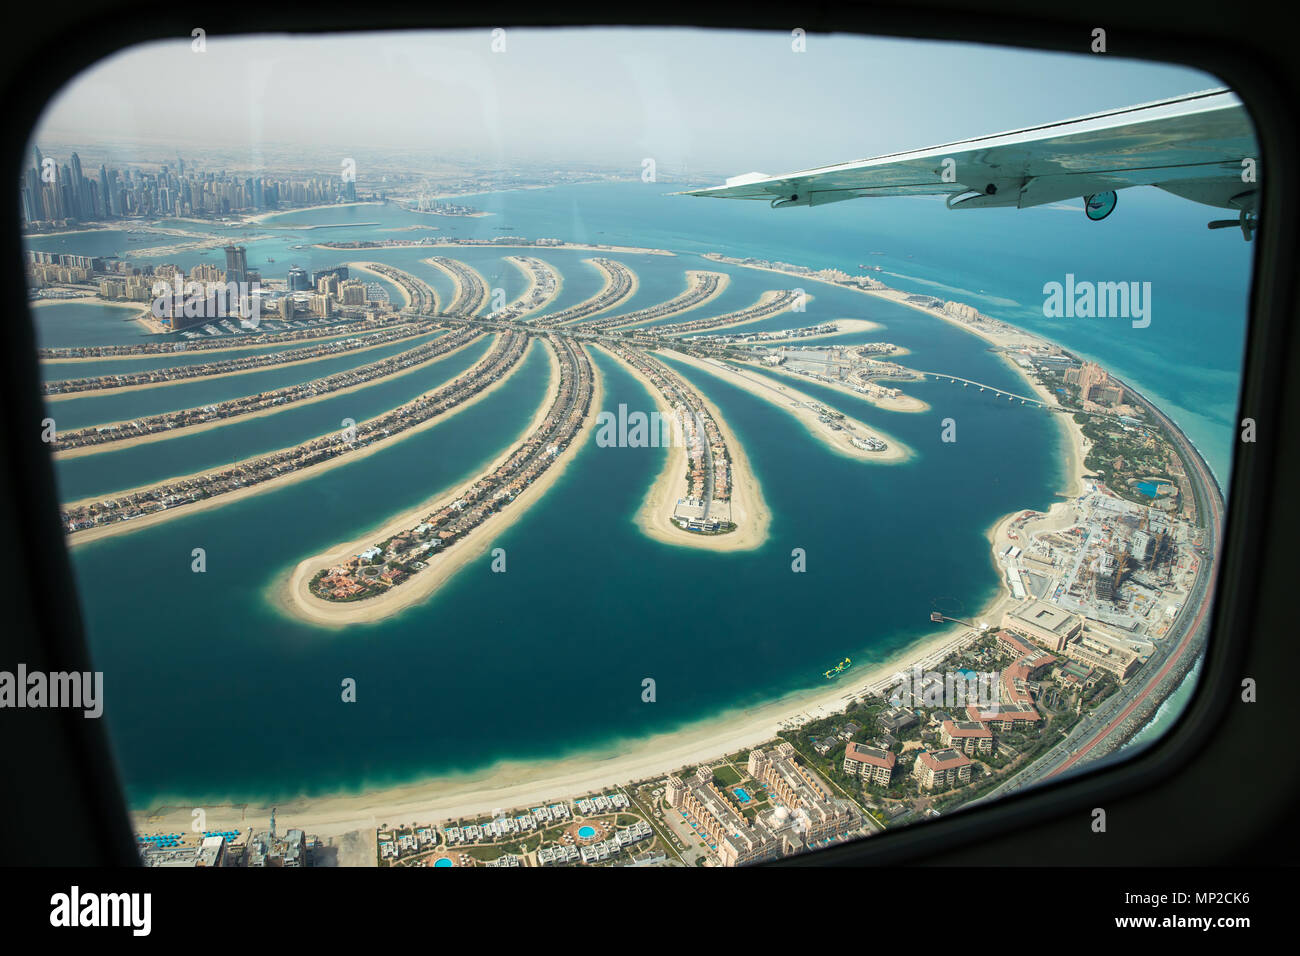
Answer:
[286, 266, 311, 291]
[913, 748, 973, 791]
[664, 768, 780, 867]
[748, 743, 860, 845]
[223, 245, 248, 286]
[842, 742, 896, 785]
[1064, 361, 1124, 405]
[664, 747, 860, 866]
[309, 293, 334, 317]
[965, 701, 1041, 731]
[339, 279, 367, 306]
[940, 720, 994, 756]
[1066, 632, 1142, 680]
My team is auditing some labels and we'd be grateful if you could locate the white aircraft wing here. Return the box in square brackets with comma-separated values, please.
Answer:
[685, 89, 1259, 238]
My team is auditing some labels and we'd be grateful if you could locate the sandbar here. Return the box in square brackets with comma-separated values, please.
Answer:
[658, 350, 912, 464]
[591, 343, 770, 552]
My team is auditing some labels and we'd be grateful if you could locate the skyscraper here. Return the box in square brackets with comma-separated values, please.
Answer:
[224, 245, 248, 285]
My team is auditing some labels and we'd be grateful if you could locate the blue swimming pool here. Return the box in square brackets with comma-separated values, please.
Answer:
[434, 857, 453, 867]
[577, 825, 597, 839]
[733, 787, 751, 803]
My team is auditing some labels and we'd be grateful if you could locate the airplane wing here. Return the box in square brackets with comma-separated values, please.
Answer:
[684, 89, 1260, 238]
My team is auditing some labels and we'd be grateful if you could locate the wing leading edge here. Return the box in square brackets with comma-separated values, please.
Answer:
[685, 89, 1259, 239]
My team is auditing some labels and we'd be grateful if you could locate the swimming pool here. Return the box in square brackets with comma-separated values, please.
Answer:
[434, 858, 453, 867]
[577, 825, 597, 839]
[733, 787, 751, 803]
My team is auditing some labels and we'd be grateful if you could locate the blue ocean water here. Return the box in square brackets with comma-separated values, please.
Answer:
[29, 181, 1251, 808]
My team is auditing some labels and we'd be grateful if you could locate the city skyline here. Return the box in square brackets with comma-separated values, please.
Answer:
[33, 28, 1221, 173]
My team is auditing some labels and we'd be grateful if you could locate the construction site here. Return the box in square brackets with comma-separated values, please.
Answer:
[994, 482, 1203, 681]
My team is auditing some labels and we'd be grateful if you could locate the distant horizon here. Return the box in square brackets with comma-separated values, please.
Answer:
[31, 27, 1223, 175]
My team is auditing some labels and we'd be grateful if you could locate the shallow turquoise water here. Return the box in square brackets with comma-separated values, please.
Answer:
[26, 182, 1249, 809]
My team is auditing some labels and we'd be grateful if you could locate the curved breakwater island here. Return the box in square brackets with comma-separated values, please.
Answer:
[34, 188, 1158, 830]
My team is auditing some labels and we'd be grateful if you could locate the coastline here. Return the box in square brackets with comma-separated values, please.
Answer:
[120, 251, 1107, 842]
[346, 262, 414, 309]
[64, 332, 522, 546]
[422, 256, 489, 315]
[52, 332, 480, 461]
[715, 316, 882, 342]
[504, 255, 563, 318]
[542, 257, 639, 325]
[591, 343, 770, 552]
[277, 339, 602, 627]
[128, 584, 1004, 838]
[30, 295, 146, 312]
[44, 327, 438, 401]
[734, 353, 930, 414]
[603, 270, 730, 330]
[39, 326, 381, 363]
[245, 201, 383, 225]
[322, 240, 676, 257]
[660, 349, 913, 464]
[583, 257, 639, 322]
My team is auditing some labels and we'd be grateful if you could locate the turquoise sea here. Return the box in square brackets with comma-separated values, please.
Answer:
[27, 182, 1251, 808]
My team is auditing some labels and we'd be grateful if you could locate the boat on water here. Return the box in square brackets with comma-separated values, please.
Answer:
[823, 657, 852, 680]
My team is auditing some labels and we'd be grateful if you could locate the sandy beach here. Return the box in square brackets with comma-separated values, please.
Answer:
[39, 323, 391, 363]
[682, 288, 811, 336]
[119, 255, 1100, 844]
[591, 343, 770, 552]
[63, 332, 530, 546]
[44, 326, 437, 400]
[127, 593, 1000, 839]
[547, 257, 639, 324]
[53, 333, 482, 461]
[502, 255, 563, 318]
[602, 270, 730, 330]
[321, 240, 676, 257]
[245, 201, 383, 224]
[279, 339, 602, 626]
[712, 316, 882, 342]
[30, 295, 146, 312]
[735, 355, 931, 414]
[422, 256, 490, 315]
[346, 262, 415, 310]
[660, 349, 913, 464]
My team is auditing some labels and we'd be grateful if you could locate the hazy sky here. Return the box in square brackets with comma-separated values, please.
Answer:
[34, 27, 1224, 175]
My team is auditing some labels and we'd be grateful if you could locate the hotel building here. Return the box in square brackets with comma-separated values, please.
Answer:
[664, 745, 860, 866]
[842, 742, 897, 785]
[1002, 599, 1083, 653]
[913, 748, 973, 791]
[940, 720, 994, 755]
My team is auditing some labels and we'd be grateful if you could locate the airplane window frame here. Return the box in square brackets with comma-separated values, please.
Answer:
[0, 1, 1291, 869]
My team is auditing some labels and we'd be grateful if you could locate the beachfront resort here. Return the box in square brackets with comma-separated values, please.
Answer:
[33, 215, 1219, 866]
